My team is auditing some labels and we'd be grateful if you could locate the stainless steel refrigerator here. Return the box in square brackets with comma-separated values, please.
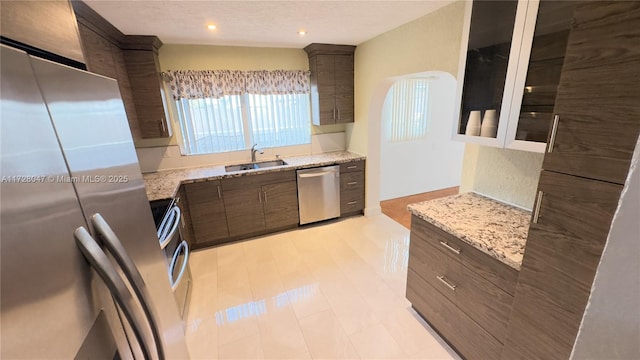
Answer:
[0, 45, 190, 359]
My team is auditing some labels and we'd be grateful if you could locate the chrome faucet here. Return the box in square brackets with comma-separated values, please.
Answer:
[250, 143, 264, 162]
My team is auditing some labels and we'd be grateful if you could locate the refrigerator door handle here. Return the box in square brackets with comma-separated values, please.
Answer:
[169, 240, 190, 291]
[90, 213, 166, 360]
[159, 206, 180, 250]
[74, 226, 155, 360]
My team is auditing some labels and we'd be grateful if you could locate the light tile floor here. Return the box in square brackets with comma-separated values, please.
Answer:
[186, 214, 461, 360]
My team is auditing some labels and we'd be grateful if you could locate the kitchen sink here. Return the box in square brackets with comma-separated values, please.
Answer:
[224, 159, 287, 172]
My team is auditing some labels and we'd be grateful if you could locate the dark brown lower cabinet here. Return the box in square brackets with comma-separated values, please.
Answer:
[184, 180, 229, 248]
[221, 170, 297, 239]
[181, 163, 363, 249]
[406, 215, 518, 360]
[340, 161, 365, 216]
[223, 186, 266, 238]
[262, 181, 299, 230]
[407, 269, 503, 360]
[501, 170, 623, 360]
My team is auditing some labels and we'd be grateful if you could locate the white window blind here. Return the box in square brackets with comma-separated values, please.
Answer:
[177, 96, 246, 155]
[248, 93, 310, 149]
[176, 94, 310, 155]
[387, 79, 430, 142]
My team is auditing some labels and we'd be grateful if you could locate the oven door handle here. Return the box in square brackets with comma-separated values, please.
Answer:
[169, 240, 190, 292]
[159, 206, 181, 250]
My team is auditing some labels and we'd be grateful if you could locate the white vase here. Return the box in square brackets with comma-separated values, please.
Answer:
[465, 110, 482, 136]
[480, 109, 498, 138]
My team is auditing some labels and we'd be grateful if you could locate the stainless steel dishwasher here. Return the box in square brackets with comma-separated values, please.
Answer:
[297, 165, 341, 225]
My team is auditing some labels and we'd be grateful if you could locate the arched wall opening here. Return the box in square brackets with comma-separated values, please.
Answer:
[363, 71, 464, 215]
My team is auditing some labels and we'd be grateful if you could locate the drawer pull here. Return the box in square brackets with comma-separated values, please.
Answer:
[347, 165, 357, 169]
[437, 275, 457, 291]
[347, 181, 358, 185]
[439, 241, 461, 255]
[347, 201, 358, 205]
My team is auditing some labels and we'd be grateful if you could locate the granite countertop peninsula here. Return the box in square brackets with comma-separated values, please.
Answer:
[408, 192, 530, 270]
[143, 151, 365, 201]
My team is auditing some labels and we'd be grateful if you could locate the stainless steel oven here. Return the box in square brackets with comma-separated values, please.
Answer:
[155, 200, 192, 323]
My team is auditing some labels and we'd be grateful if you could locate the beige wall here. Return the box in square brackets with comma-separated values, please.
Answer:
[135, 44, 345, 149]
[159, 45, 308, 71]
[460, 145, 543, 209]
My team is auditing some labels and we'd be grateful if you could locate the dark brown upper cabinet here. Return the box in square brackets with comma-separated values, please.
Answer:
[73, 1, 171, 140]
[0, 0, 85, 66]
[304, 44, 356, 125]
[542, 1, 640, 185]
[121, 36, 171, 139]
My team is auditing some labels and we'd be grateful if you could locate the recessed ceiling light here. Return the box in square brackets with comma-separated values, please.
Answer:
[298, 30, 307, 36]
[208, 24, 217, 30]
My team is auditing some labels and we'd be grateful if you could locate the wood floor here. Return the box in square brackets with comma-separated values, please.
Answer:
[381, 187, 459, 229]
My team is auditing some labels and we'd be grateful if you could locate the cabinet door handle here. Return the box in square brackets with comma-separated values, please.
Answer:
[547, 115, 559, 153]
[263, 191, 268, 204]
[160, 118, 167, 134]
[439, 241, 461, 255]
[217, 185, 222, 199]
[337, 108, 341, 120]
[258, 191, 262, 204]
[436, 275, 457, 291]
[347, 201, 357, 205]
[347, 181, 358, 185]
[533, 191, 544, 224]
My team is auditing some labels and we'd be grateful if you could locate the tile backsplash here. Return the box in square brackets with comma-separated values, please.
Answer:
[136, 132, 346, 173]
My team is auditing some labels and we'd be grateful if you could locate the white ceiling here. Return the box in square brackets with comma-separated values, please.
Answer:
[84, 1, 454, 48]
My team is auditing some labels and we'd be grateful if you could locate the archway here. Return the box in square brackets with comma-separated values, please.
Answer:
[363, 71, 464, 222]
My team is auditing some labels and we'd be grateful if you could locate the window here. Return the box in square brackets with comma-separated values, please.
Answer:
[176, 94, 310, 155]
[168, 69, 311, 155]
[387, 79, 430, 142]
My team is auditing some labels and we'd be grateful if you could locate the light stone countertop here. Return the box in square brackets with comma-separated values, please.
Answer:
[408, 192, 530, 270]
[143, 151, 365, 201]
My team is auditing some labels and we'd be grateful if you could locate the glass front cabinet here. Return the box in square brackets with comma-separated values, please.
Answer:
[452, 0, 577, 153]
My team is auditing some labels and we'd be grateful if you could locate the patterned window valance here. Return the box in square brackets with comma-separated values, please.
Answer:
[165, 70, 244, 100]
[245, 70, 310, 95]
[165, 69, 310, 99]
